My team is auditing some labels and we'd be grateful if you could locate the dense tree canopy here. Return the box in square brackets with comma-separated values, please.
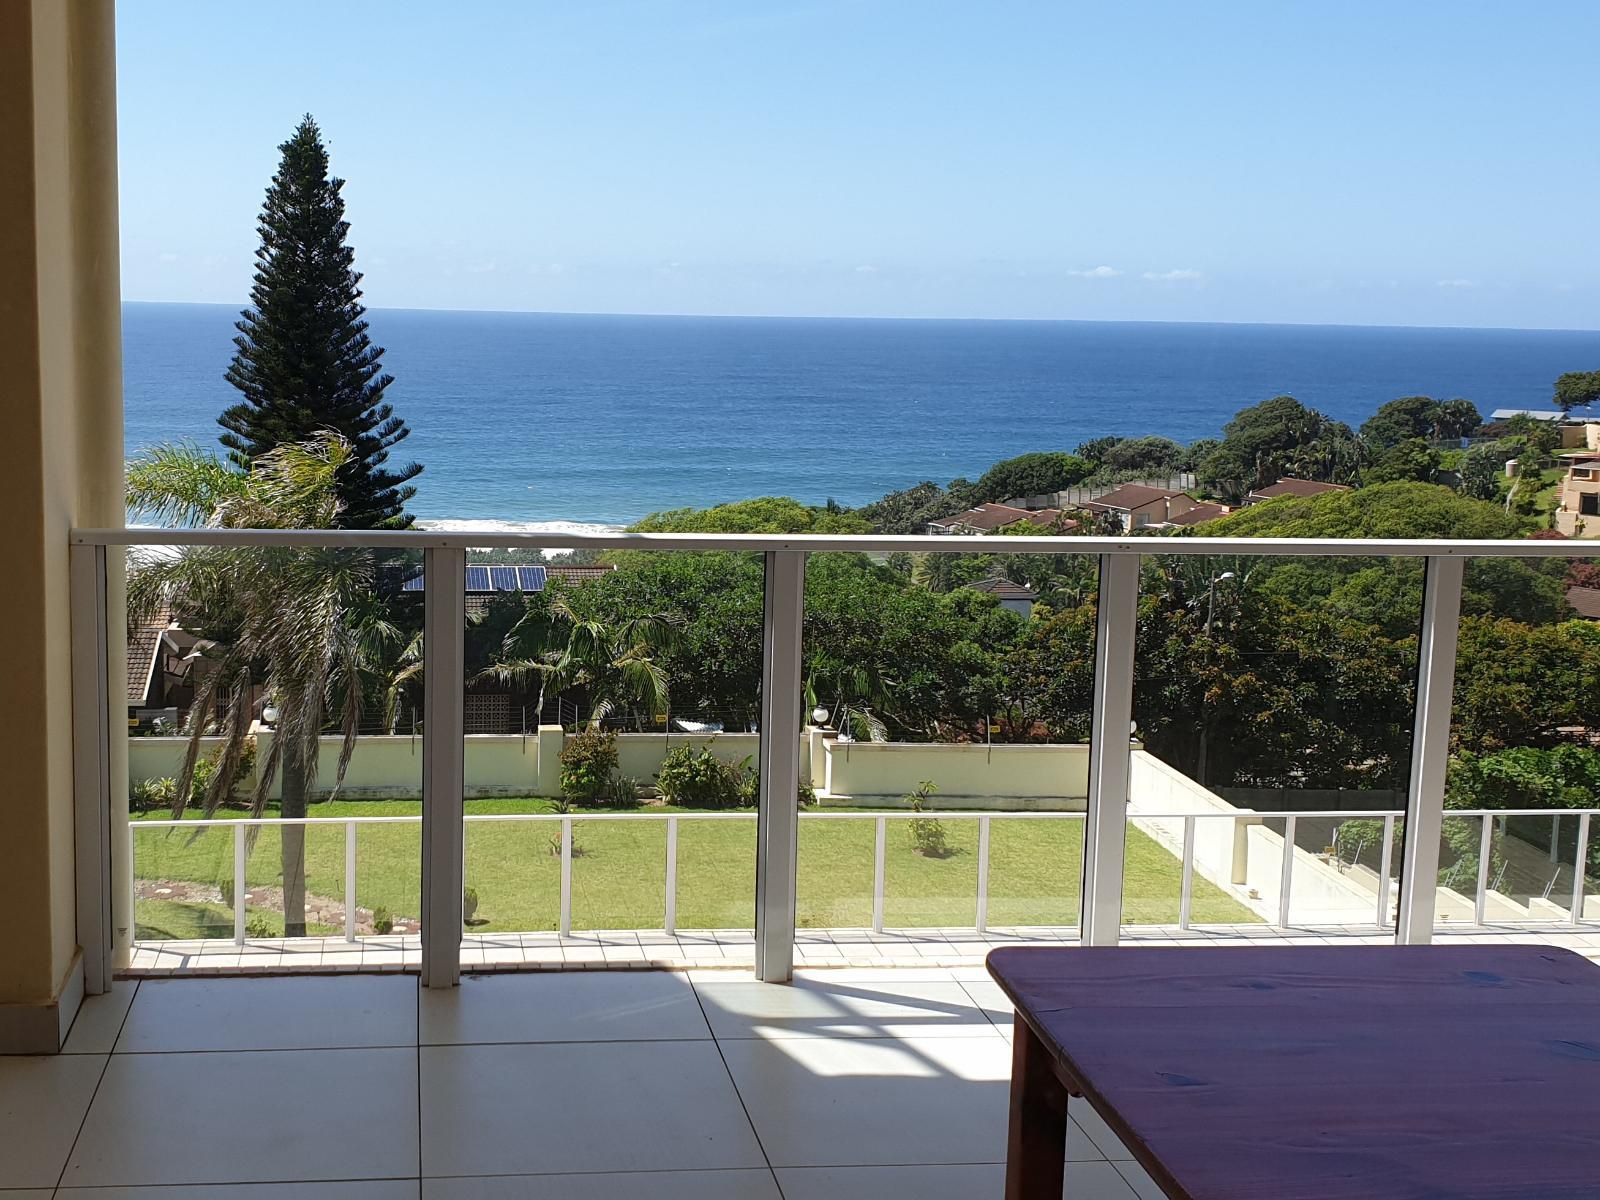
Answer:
[630, 496, 870, 534]
[1195, 396, 1363, 498]
[1554, 370, 1600, 415]
[969, 451, 1092, 503]
[1359, 396, 1481, 450]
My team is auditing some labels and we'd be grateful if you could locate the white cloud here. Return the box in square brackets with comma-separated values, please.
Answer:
[158, 252, 179, 263]
[1142, 268, 1203, 282]
[1068, 265, 1121, 279]
[854, 264, 878, 274]
[1436, 278, 1477, 289]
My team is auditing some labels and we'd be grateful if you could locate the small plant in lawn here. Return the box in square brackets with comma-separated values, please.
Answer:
[245, 913, 277, 939]
[798, 777, 818, 808]
[656, 739, 745, 808]
[372, 905, 394, 935]
[463, 886, 482, 925]
[547, 797, 585, 857]
[905, 779, 949, 857]
[560, 727, 619, 806]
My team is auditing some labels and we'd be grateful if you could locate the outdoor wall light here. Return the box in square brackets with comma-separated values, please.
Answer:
[262, 705, 280, 724]
[811, 706, 830, 725]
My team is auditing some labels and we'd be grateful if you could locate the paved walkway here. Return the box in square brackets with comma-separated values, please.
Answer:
[124, 921, 1600, 975]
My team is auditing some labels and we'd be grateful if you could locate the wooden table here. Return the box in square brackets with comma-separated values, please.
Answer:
[987, 945, 1600, 1200]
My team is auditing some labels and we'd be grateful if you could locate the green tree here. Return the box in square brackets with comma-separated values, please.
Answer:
[1196, 396, 1358, 498]
[1459, 440, 1518, 500]
[1365, 437, 1441, 484]
[1099, 436, 1185, 476]
[1554, 370, 1600, 416]
[971, 452, 1091, 503]
[1360, 396, 1442, 451]
[630, 496, 870, 534]
[219, 116, 421, 530]
[1452, 617, 1600, 752]
[858, 481, 957, 534]
[126, 434, 399, 935]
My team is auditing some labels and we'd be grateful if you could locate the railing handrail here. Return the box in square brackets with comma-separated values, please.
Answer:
[73, 525, 1600, 558]
[130, 807, 1472, 830]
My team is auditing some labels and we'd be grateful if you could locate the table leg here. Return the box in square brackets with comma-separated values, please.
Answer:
[1006, 1014, 1068, 1200]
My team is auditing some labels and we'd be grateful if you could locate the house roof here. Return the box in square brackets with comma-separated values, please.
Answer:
[929, 503, 1067, 532]
[1248, 478, 1351, 500]
[400, 562, 616, 594]
[127, 617, 165, 705]
[1491, 408, 1567, 422]
[1568, 586, 1600, 620]
[1165, 502, 1229, 527]
[1082, 484, 1186, 512]
[967, 576, 1038, 601]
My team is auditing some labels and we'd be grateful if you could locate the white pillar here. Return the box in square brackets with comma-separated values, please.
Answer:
[1081, 553, 1139, 946]
[754, 550, 805, 982]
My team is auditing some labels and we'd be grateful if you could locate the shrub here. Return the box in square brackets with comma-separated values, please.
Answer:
[656, 740, 747, 809]
[130, 776, 177, 814]
[372, 905, 394, 935]
[560, 728, 619, 805]
[462, 886, 480, 924]
[798, 777, 817, 808]
[603, 774, 643, 807]
[905, 780, 949, 857]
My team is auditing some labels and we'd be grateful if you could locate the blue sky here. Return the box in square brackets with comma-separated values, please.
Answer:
[117, 1, 1600, 328]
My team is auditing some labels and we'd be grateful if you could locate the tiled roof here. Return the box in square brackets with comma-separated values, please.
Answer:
[1082, 484, 1186, 512]
[1165, 502, 1228, 526]
[1568, 586, 1600, 620]
[1248, 478, 1351, 500]
[127, 612, 167, 704]
[967, 577, 1038, 600]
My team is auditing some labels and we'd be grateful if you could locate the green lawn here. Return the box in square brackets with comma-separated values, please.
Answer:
[132, 798, 1257, 937]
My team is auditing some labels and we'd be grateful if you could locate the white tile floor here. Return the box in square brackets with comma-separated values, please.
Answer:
[5, 968, 1171, 1198]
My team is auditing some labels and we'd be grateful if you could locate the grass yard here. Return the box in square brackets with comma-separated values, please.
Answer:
[132, 798, 1257, 938]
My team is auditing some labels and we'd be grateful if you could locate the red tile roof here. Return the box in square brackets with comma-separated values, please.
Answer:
[1248, 478, 1351, 500]
[1082, 484, 1187, 512]
[1165, 502, 1229, 526]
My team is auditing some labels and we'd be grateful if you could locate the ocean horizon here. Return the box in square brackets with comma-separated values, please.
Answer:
[123, 301, 1600, 528]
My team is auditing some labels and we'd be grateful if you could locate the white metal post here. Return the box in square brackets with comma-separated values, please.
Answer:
[1081, 553, 1139, 946]
[1396, 556, 1465, 945]
[1377, 815, 1396, 928]
[872, 816, 887, 933]
[755, 550, 806, 982]
[69, 543, 113, 994]
[1278, 815, 1298, 928]
[1474, 817, 1493, 927]
[1572, 812, 1590, 926]
[975, 816, 991, 933]
[664, 816, 678, 935]
[420, 546, 466, 987]
[233, 824, 246, 944]
[559, 817, 573, 936]
[1179, 816, 1196, 930]
[345, 821, 358, 943]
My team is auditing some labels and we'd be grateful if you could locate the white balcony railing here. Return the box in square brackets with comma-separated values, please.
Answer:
[69, 526, 1600, 993]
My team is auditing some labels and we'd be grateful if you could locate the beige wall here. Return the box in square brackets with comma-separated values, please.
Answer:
[820, 740, 1090, 807]
[0, 0, 123, 1034]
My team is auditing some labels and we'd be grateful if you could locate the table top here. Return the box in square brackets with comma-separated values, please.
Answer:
[988, 945, 1600, 1200]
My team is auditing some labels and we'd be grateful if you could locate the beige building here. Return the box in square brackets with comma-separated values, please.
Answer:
[1081, 484, 1197, 531]
[1554, 453, 1600, 538]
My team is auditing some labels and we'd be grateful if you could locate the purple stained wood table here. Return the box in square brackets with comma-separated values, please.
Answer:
[986, 945, 1600, 1200]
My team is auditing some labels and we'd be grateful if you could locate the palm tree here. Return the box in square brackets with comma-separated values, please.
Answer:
[126, 434, 400, 936]
[480, 594, 678, 729]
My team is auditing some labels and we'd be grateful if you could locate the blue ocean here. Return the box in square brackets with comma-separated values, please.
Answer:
[122, 302, 1600, 528]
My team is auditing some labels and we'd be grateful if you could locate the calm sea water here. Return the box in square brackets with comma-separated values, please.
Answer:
[123, 302, 1600, 527]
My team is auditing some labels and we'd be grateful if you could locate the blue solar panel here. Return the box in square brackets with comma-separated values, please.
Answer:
[464, 566, 491, 591]
[488, 566, 519, 591]
[517, 566, 548, 591]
